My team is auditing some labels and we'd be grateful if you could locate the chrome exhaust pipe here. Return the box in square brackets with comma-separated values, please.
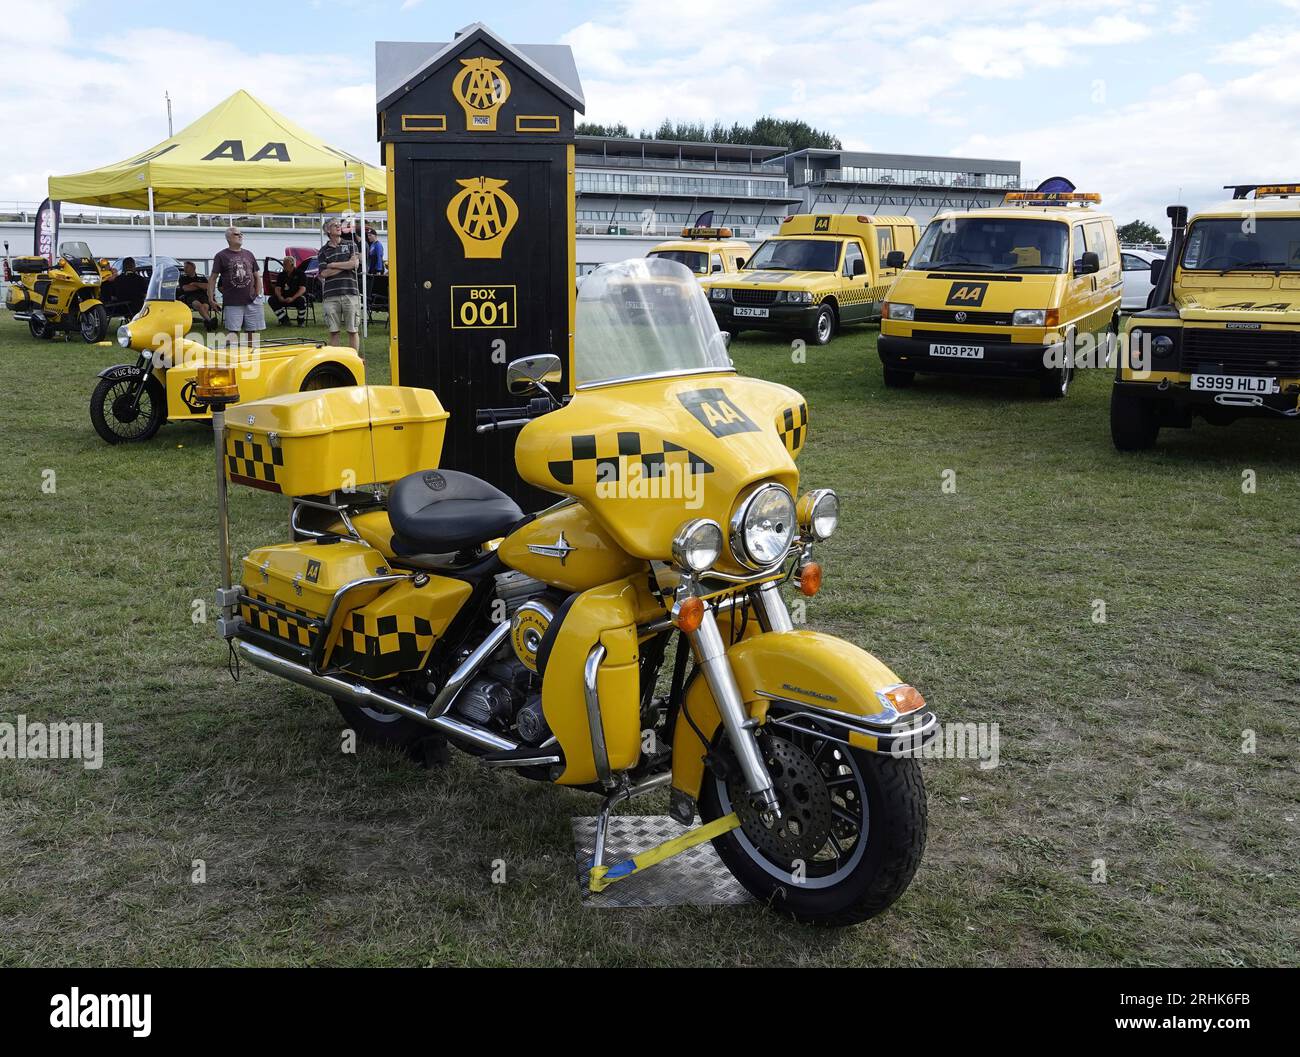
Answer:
[235, 639, 519, 754]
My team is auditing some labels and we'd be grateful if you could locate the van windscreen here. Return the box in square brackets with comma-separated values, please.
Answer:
[745, 239, 840, 272]
[911, 218, 1069, 273]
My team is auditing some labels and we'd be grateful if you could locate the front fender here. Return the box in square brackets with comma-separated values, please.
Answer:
[96, 363, 145, 381]
[670, 629, 932, 807]
[262, 346, 365, 396]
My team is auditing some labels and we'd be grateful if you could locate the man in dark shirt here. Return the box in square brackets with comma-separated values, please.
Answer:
[269, 256, 308, 326]
[207, 227, 264, 342]
[318, 218, 360, 352]
[105, 258, 149, 320]
[177, 260, 217, 330]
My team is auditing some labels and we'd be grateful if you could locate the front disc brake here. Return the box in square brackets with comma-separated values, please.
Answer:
[729, 734, 833, 864]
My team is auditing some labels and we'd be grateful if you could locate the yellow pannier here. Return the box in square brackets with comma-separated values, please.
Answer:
[224, 385, 449, 496]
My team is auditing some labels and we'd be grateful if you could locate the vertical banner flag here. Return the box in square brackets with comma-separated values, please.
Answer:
[34, 198, 60, 265]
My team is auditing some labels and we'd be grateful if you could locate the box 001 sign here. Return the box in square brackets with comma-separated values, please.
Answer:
[450, 284, 518, 329]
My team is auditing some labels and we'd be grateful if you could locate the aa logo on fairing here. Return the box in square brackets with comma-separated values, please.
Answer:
[677, 388, 761, 437]
[946, 281, 988, 307]
[452, 57, 511, 130]
[445, 177, 519, 259]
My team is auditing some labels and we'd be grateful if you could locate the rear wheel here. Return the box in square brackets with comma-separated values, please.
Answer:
[1110, 385, 1160, 450]
[29, 313, 54, 340]
[79, 305, 109, 343]
[700, 727, 927, 925]
[882, 366, 915, 388]
[90, 373, 165, 444]
[333, 697, 447, 767]
[809, 305, 836, 346]
[300, 363, 355, 391]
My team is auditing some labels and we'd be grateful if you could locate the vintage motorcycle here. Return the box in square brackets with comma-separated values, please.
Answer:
[92, 263, 363, 444]
[196, 257, 936, 923]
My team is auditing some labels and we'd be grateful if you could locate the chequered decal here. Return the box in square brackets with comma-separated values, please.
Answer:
[239, 592, 319, 648]
[777, 403, 809, 455]
[331, 612, 435, 679]
[548, 432, 715, 487]
[817, 282, 889, 308]
[226, 435, 284, 492]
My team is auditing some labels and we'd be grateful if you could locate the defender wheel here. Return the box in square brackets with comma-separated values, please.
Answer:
[29, 314, 54, 340]
[809, 305, 835, 346]
[90, 374, 165, 444]
[882, 367, 915, 388]
[700, 728, 927, 925]
[333, 698, 448, 768]
[1110, 386, 1160, 450]
[79, 305, 109, 343]
[300, 363, 355, 391]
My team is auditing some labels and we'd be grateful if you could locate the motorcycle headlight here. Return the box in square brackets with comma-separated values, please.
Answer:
[1012, 308, 1047, 326]
[709, 287, 729, 302]
[116, 325, 131, 348]
[730, 483, 797, 570]
[671, 518, 723, 573]
[884, 302, 914, 321]
[797, 488, 839, 541]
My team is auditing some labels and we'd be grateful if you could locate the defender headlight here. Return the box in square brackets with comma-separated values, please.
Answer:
[1012, 309, 1047, 326]
[797, 488, 839, 541]
[116, 325, 131, 348]
[730, 483, 797, 570]
[709, 287, 729, 302]
[1152, 334, 1175, 357]
[884, 302, 914, 321]
[779, 290, 813, 304]
[672, 518, 723, 573]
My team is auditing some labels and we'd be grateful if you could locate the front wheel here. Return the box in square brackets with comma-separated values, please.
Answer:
[79, 305, 109, 343]
[90, 373, 165, 444]
[1110, 385, 1160, 450]
[882, 366, 915, 388]
[700, 728, 926, 925]
[809, 305, 836, 346]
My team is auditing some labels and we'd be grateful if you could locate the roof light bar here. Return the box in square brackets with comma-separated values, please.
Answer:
[680, 226, 733, 239]
[1004, 191, 1101, 205]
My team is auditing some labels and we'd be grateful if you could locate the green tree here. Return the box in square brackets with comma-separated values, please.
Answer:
[580, 116, 841, 150]
[1117, 220, 1166, 246]
[576, 121, 631, 138]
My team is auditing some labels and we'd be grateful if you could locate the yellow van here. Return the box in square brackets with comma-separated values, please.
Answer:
[704, 213, 919, 345]
[879, 192, 1122, 397]
[1111, 185, 1300, 449]
[647, 226, 751, 280]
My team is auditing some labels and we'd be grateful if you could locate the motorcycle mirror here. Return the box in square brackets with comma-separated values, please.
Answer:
[507, 353, 562, 395]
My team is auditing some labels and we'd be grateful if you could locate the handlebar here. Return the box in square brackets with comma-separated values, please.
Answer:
[475, 397, 554, 433]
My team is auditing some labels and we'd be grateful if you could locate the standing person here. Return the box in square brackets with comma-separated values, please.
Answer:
[318, 218, 360, 353]
[365, 228, 384, 274]
[269, 256, 308, 326]
[207, 227, 264, 343]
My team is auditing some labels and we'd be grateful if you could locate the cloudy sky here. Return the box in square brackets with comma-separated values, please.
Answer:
[3, 0, 1297, 230]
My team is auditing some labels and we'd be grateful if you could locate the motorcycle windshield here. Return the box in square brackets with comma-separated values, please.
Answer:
[145, 263, 181, 301]
[575, 257, 732, 388]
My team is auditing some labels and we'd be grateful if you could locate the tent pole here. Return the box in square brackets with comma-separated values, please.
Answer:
[360, 182, 368, 340]
[147, 186, 157, 264]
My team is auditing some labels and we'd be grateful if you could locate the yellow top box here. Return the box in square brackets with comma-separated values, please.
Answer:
[224, 385, 448, 496]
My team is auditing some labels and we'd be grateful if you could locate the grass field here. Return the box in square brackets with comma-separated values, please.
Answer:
[1, 310, 1296, 967]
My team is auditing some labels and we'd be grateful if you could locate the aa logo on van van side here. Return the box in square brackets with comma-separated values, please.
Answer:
[446, 177, 519, 259]
[678, 388, 761, 437]
[452, 57, 511, 130]
[946, 281, 988, 307]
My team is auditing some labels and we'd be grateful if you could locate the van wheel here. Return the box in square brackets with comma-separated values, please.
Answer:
[1038, 362, 1072, 399]
[809, 305, 835, 346]
[301, 363, 355, 391]
[1110, 386, 1160, 450]
[333, 698, 447, 768]
[882, 367, 915, 388]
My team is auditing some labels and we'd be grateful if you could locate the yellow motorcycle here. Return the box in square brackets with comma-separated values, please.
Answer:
[6, 240, 113, 342]
[196, 258, 935, 923]
[92, 264, 364, 444]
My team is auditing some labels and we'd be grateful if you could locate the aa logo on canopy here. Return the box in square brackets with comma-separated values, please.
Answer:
[452, 57, 511, 131]
[446, 177, 520, 259]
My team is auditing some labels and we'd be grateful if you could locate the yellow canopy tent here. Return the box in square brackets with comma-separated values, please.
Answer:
[49, 89, 385, 333]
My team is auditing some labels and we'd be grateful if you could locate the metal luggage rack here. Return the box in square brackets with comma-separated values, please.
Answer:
[290, 489, 386, 541]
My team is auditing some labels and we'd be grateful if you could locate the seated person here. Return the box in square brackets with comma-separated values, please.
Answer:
[269, 257, 309, 326]
[103, 258, 149, 320]
[177, 260, 217, 329]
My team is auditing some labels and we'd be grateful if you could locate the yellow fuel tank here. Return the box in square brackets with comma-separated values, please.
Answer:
[498, 501, 645, 593]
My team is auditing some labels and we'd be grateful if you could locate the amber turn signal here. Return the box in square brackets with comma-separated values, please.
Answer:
[674, 596, 705, 634]
[881, 684, 926, 714]
[798, 561, 822, 596]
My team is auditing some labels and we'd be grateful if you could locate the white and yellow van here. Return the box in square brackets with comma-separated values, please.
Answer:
[704, 213, 919, 345]
[646, 226, 751, 280]
[1111, 185, 1300, 449]
[879, 192, 1122, 397]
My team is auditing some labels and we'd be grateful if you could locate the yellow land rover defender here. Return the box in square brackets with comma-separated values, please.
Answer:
[880, 191, 1122, 398]
[646, 225, 751, 280]
[705, 213, 919, 345]
[1111, 185, 1300, 450]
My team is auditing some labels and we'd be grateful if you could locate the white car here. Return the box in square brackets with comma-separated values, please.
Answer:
[1120, 248, 1166, 311]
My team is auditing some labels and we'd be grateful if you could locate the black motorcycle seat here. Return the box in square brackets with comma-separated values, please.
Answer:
[388, 469, 523, 554]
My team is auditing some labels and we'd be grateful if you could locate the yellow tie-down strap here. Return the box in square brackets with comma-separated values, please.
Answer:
[588, 812, 741, 892]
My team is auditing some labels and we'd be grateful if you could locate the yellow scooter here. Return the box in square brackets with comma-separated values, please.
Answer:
[196, 258, 935, 923]
[91, 264, 364, 444]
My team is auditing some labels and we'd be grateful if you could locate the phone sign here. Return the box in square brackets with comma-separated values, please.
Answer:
[450, 284, 518, 329]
